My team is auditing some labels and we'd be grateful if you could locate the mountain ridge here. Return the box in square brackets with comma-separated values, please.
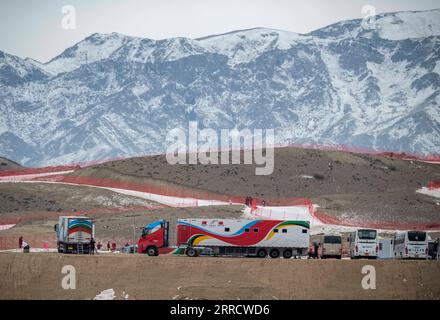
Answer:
[1, 8, 439, 166]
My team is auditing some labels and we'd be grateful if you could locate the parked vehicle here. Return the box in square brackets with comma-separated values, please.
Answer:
[137, 218, 310, 258]
[393, 231, 428, 259]
[378, 237, 394, 259]
[428, 238, 438, 260]
[320, 235, 342, 259]
[54, 216, 94, 254]
[349, 229, 378, 259]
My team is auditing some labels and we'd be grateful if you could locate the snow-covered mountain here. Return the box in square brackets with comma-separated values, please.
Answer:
[1, 9, 439, 166]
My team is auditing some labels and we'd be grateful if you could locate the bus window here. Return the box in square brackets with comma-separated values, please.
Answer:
[358, 229, 377, 240]
[408, 231, 426, 242]
[323, 235, 342, 244]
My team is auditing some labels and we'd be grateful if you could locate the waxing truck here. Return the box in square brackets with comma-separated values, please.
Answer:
[54, 216, 95, 254]
[137, 218, 310, 258]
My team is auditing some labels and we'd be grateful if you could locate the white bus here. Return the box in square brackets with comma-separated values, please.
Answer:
[349, 229, 378, 259]
[393, 231, 428, 259]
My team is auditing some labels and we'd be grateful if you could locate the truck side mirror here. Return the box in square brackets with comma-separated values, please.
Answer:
[54, 224, 58, 232]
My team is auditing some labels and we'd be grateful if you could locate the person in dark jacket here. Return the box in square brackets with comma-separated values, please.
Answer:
[90, 238, 96, 254]
[313, 242, 320, 259]
[18, 236, 23, 249]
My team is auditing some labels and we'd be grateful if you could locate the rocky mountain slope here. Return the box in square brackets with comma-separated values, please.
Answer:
[0, 9, 439, 166]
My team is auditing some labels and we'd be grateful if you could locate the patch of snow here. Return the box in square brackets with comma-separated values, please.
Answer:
[0, 180, 233, 207]
[0, 224, 15, 231]
[94, 288, 116, 300]
[0, 170, 74, 181]
[0, 248, 57, 253]
[417, 187, 440, 199]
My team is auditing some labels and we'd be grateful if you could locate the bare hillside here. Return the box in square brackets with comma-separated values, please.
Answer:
[72, 147, 440, 224]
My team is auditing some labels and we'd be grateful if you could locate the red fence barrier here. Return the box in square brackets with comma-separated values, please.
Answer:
[428, 181, 440, 190]
[0, 165, 79, 177]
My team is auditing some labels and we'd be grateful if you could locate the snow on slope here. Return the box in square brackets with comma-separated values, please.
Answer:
[1, 9, 440, 166]
[377, 9, 440, 40]
[310, 8, 440, 41]
[197, 28, 310, 64]
[41, 33, 131, 75]
[417, 187, 440, 199]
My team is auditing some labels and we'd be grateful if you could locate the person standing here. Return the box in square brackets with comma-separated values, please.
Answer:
[328, 161, 334, 171]
[18, 236, 23, 249]
[90, 237, 96, 254]
[313, 242, 320, 259]
[107, 241, 111, 251]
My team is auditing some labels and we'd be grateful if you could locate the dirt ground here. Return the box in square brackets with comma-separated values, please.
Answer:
[0, 182, 157, 216]
[73, 147, 440, 224]
[1, 252, 439, 300]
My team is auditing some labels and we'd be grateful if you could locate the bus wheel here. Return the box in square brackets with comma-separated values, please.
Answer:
[257, 249, 267, 258]
[269, 249, 280, 259]
[282, 249, 292, 259]
[146, 246, 158, 256]
[186, 248, 198, 257]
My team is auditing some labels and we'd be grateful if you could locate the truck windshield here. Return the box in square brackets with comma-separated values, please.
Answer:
[142, 228, 151, 236]
[408, 231, 426, 242]
[324, 236, 341, 244]
[358, 230, 377, 240]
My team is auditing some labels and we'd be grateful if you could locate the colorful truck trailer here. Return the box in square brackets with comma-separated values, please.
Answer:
[55, 216, 94, 254]
[137, 218, 310, 258]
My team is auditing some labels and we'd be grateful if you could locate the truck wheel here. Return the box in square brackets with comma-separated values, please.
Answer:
[269, 249, 280, 258]
[186, 248, 198, 257]
[283, 249, 292, 259]
[146, 246, 158, 256]
[257, 249, 267, 258]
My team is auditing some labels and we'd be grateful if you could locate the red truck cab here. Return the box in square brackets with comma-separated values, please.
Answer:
[137, 219, 169, 255]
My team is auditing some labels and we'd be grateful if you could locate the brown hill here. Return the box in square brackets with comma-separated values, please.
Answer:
[71, 147, 440, 225]
[0, 157, 23, 171]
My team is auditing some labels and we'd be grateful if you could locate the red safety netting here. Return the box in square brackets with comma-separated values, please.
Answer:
[0, 165, 80, 177]
[313, 210, 440, 230]
[428, 181, 440, 190]
[33, 174, 317, 209]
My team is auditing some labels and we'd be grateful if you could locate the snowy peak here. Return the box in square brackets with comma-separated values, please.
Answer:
[197, 28, 309, 64]
[0, 8, 440, 166]
[377, 9, 440, 40]
[42, 32, 133, 75]
[154, 37, 205, 61]
[310, 8, 440, 41]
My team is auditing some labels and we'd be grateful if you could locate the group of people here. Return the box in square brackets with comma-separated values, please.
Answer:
[89, 239, 118, 253]
[19, 236, 120, 254]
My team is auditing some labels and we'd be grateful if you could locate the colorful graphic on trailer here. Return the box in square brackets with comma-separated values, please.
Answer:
[68, 219, 93, 236]
[177, 219, 310, 248]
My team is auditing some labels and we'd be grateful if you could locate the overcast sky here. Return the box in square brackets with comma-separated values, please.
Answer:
[0, 0, 439, 62]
